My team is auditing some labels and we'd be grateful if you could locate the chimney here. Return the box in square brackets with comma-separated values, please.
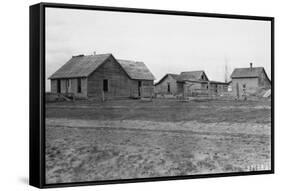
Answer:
[250, 62, 253, 70]
[72, 54, 84, 58]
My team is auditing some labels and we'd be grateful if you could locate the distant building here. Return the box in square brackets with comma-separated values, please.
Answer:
[154, 74, 181, 95]
[49, 53, 155, 99]
[230, 63, 271, 97]
[155, 70, 228, 97]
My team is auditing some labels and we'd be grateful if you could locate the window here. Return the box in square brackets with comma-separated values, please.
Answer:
[77, 78, 82, 93]
[103, 79, 109, 92]
[138, 81, 141, 96]
[167, 82, 170, 93]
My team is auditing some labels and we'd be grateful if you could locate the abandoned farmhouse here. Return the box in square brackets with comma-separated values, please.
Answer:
[49, 53, 271, 100]
[154, 71, 229, 96]
[230, 63, 271, 97]
[49, 53, 155, 99]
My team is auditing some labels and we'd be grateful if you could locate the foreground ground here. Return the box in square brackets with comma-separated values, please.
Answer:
[45, 99, 271, 184]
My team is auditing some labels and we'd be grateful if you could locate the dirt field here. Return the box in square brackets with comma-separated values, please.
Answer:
[45, 99, 271, 184]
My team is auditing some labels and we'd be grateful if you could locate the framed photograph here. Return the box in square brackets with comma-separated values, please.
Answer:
[30, 2, 274, 188]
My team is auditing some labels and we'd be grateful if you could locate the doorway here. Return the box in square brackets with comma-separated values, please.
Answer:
[138, 81, 142, 97]
[167, 82, 170, 93]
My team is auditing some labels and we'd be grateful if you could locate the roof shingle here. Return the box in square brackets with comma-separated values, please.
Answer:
[49, 54, 111, 79]
[49, 54, 155, 81]
[177, 71, 208, 81]
[231, 67, 264, 78]
[154, 73, 179, 85]
[117, 59, 155, 80]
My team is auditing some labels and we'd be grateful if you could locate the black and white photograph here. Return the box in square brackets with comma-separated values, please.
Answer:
[44, 5, 272, 185]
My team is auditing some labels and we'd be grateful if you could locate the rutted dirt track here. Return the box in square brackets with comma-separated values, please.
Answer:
[45, 99, 271, 184]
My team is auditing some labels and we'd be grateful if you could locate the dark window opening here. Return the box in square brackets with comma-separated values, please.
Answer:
[57, 79, 61, 93]
[77, 78, 82, 93]
[167, 83, 170, 93]
[138, 81, 142, 96]
[138, 81, 142, 87]
[103, 79, 109, 92]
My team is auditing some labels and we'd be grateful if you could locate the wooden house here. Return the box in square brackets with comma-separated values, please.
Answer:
[230, 63, 271, 97]
[49, 53, 155, 100]
[155, 70, 228, 97]
[154, 74, 181, 95]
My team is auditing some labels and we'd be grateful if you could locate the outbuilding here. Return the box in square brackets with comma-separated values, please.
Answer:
[154, 74, 181, 95]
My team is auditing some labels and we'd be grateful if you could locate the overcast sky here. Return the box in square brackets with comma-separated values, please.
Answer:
[46, 7, 271, 91]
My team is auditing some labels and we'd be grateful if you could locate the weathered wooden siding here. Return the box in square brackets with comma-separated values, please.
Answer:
[183, 82, 227, 96]
[185, 81, 202, 90]
[183, 82, 202, 96]
[232, 78, 259, 96]
[155, 75, 178, 95]
[258, 71, 271, 88]
[68, 78, 87, 98]
[50, 56, 154, 100]
[177, 83, 184, 94]
[217, 84, 228, 93]
[87, 56, 134, 99]
[59, 79, 67, 93]
[141, 80, 154, 97]
[50, 79, 57, 93]
[50, 78, 87, 98]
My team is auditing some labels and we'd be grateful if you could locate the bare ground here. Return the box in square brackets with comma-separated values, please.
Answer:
[45, 99, 271, 184]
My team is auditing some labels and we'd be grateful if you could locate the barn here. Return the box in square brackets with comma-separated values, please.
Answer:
[230, 63, 271, 97]
[49, 53, 155, 100]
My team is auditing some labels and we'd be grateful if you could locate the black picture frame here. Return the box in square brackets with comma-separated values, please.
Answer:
[30, 2, 274, 189]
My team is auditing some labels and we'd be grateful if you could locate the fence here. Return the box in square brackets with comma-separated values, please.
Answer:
[183, 87, 223, 98]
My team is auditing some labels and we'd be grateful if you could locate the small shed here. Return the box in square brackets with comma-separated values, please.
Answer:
[154, 74, 181, 95]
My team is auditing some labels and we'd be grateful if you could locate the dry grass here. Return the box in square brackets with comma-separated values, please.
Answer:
[46, 99, 271, 123]
[45, 99, 271, 184]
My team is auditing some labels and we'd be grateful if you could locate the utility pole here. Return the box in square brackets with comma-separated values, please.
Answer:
[224, 57, 229, 83]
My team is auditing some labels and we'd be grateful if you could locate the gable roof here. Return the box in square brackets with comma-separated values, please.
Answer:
[49, 54, 111, 79]
[154, 73, 180, 86]
[49, 54, 155, 81]
[117, 59, 155, 80]
[177, 71, 209, 81]
[231, 67, 266, 78]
